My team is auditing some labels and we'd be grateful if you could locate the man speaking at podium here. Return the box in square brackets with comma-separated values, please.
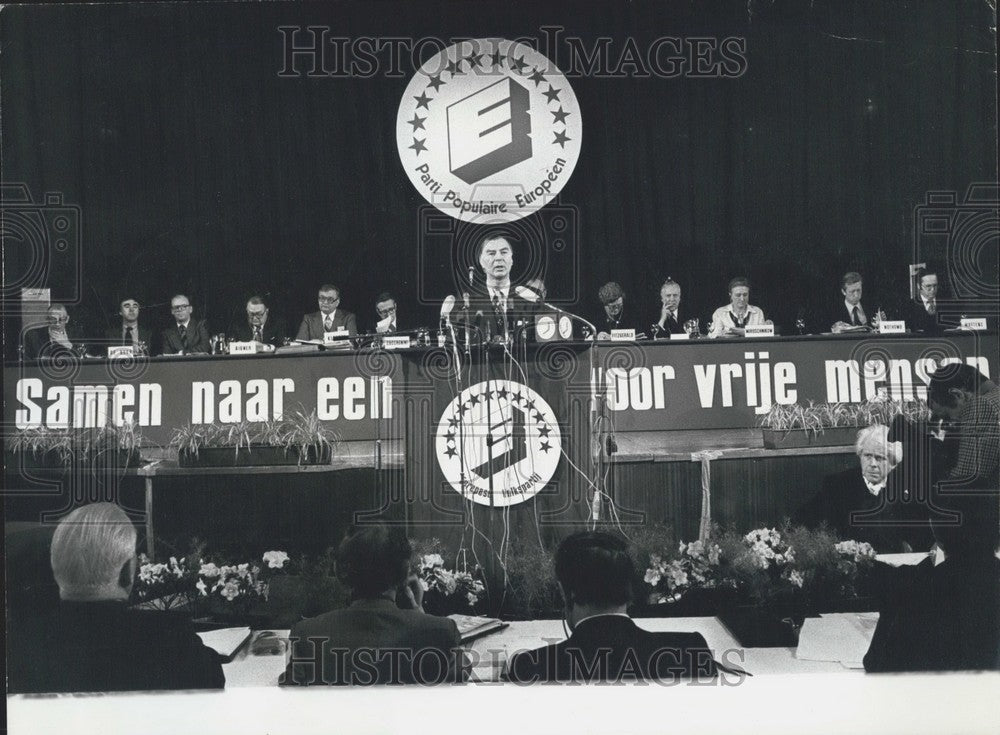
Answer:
[456, 232, 537, 342]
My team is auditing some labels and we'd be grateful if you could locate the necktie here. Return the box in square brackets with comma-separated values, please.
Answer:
[179, 324, 188, 348]
[324, 316, 333, 331]
[851, 306, 861, 326]
[253, 325, 262, 341]
[492, 294, 506, 339]
[927, 300, 936, 315]
[124, 326, 133, 345]
[666, 312, 677, 330]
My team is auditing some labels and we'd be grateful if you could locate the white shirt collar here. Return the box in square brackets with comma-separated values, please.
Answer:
[864, 478, 885, 496]
[176, 320, 190, 329]
[574, 612, 631, 627]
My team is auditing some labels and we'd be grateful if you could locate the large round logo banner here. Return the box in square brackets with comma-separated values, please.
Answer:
[397, 38, 583, 222]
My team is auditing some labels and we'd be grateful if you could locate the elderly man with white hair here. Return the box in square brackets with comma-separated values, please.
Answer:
[793, 424, 920, 551]
[8, 503, 224, 693]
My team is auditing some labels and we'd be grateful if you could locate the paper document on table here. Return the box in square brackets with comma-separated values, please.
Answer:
[795, 613, 879, 668]
[197, 627, 252, 661]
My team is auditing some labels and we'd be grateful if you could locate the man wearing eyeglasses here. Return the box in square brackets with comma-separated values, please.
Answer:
[160, 295, 211, 355]
[373, 292, 400, 334]
[230, 295, 287, 349]
[104, 297, 155, 355]
[24, 304, 80, 359]
[296, 284, 358, 341]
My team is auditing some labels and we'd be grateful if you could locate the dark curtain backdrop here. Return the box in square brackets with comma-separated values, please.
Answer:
[2, 0, 996, 357]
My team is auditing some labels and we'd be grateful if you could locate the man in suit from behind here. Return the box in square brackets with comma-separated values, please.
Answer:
[160, 294, 211, 355]
[104, 297, 154, 355]
[282, 523, 465, 686]
[503, 531, 719, 683]
[296, 284, 358, 341]
[7, 502, 225, 693]
[229, 295, 287, 349]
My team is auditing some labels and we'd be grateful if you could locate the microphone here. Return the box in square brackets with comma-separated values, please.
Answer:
[440, 295, 456, 320]
[468, 266, 475, 286]
[513, 286, 597, 338]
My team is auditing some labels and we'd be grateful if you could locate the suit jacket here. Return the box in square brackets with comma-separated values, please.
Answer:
[902, 298, 942, 334]
[504, 615, 718, 683]
[296, 309, 358, 341]
[592, 307, 644, 338]
[23, 326, 80, 360]
[863, 556, 1000, 672]
[826, 300, 874, 332]
[229, 315, 288, 347]
[792, 467, 932, 553]
[651, 310, 687, 337]
[104, 323, 155, 354]
[160, 319, 211, 355]
[281, 597, 463, 685]
[7, 600, 226, 693]
[454, 290, 538, 342]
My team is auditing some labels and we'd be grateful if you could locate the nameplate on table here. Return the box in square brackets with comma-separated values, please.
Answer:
[744, 323, 775, 337]
[878, 320, 905, 334]
[610, 329, 636, 341]
[323, 329, 349, 345]
[669, 332, 690, 340]
[106, 345, 136, 359]
[382, 335, 411, 350]
[960, 317, 987, 330]
[228, 341, 256, 355]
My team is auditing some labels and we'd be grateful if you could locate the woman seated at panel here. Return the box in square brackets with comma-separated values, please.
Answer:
[708, 276, 770, 338]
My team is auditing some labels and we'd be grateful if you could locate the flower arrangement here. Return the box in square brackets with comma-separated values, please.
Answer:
[414, 551, 486, 615]
[644, 524, 877, 614]
[134, 549, 290, 615]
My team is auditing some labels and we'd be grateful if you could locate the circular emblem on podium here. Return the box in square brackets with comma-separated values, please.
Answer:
[435, 379, 561, 507]
[396, 38, 582, 223]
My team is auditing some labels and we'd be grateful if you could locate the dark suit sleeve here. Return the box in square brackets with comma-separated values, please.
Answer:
[345, 312, 358, 336]
[188, 320, 211, 353]
[281, 621, 324, 686]
[295, 316, 311, 341]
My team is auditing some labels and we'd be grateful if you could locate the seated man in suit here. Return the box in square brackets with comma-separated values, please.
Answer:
[24, 304, 80, 359]
[160, 294, 211, 355]
[829, 272, 883, 333]
[104, 297, 154, 354]
[794, 425, 926, 552]
[282, 523, 465, 686]
[296, 284, 358, 340]
[504, 531, 719, 683]
[229, 295, 287, 349]
[650, 278, 687, 337]
[373, 291, 400, 334]
[708, 276, 769, 338]
[863, 493, 999, 672]
[7, 503, 225, 693]
[903, 266, 943, 334]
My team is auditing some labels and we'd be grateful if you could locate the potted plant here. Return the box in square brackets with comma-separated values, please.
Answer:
[758, 398, 929, 449]
[6, 423, 144, 471]
[170, 410, 338, 467]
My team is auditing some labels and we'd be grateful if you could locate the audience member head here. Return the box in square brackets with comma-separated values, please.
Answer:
[170, 294, 193, 325]
[317, 284, 341, 315]
[927, 363, 984, 423]
[50, 503, 137, 602]
[854, 424, 898, 486]
[660, 279, 681, 313]
[915, 267, 939, 301]
[554, 531, 635, 628]
[375, 292, 397, 321]
[727, 277, 750, 311]
[119, 298, 141, 325]
[841, 272, 863, 306]
[598, 282, 624, 319]
[477, 233, 513, 285]
[336, 523, 412, 598]
[246, 296, 269, 326]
